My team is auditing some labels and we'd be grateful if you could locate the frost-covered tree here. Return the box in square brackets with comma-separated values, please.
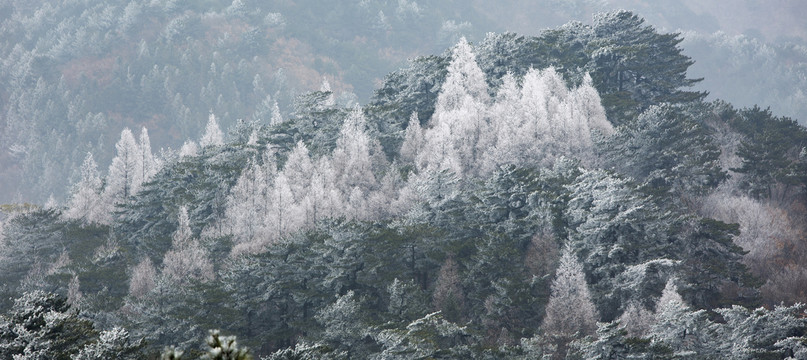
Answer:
[267, 172, 298, 240]
[199, 330, 253, 360]
[319, 77, 336, 108]
[67, 275, 83, 308]
[137, 127, 160, 185]
[314, 291, 366, 356]
[224, 159, 269, 248]
[542, 243, 599, 338]
[564, 167, 670, 316]
[65, 152, 103, 223]
[0, 291, 96, 359]
[270, 100, 283, 126]
[73, 327, 144, 360]
[387, 278, 429, 323]
[179, 140, 199, 158]
[617, 301, 654, 338]
[699, 186, 804, 304]
[303, 158, 342, 225]
[485, 68, 613, 170]
[128, 257, 157, 299]
[332, 106, 377, 192]
[373, 312, 470, 359]
[412, 39, 613, 180]
[416, 120, 463, 176]
[423, 37, 490, 176]
[399, 112, 424, 163]
[200, 113, 224, 148]
[162, 206, 215, 284]
[700, 188, 797, 274]
[713, 304, 807, 359]
[100, 128, 142, 223]
[283, 141, 315, 203]
[649, 279, 714, 354]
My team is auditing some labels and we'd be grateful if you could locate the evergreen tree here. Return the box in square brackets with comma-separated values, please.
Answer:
[426, 37, 490, 177]
[732, 106, 807, 202]
[0, 291, 97, 359]
[588, 10, 706, 122]
[599, 104, 725, 202]
[542, 243, 599, 338]
[65, 152, 103, 224]
[224, 159, 268, 249]
[373, 312, 471, 359]
[201, 113, 225, 148]
[314, 291, 367, 357]
[399, 112, 424, 164]
[129, 258, 157, 299]
[138, 127, 160, 185]
[73, 327, 144, 360]
[162, 206, 215, 284]
[649, 279, 716, 356]
[100, 128, 142, 223]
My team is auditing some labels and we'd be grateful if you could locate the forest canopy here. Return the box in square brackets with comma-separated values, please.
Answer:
[1, 3, 807, 359]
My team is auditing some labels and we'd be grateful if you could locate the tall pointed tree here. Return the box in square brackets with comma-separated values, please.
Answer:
[138, 127, 160, 185]
[162, 206, 214, 284]
[100, 128, 142, 222]
[200, 113, 224, 148]
[224, 159, 268, 247]
[332, 106, 377, 193]
[543, 243, 599, 337]
[283, 141, 315, 203]
[426, 37, 490, 176]
[65, 152, 103, 223]
[399, 112, 424, 164]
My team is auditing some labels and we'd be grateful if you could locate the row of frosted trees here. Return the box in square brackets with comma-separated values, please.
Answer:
[64, 37, 613, 256]
[64, 114, 224, 225]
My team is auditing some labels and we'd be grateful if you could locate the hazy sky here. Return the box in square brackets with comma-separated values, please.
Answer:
[473, 0, 807, 43]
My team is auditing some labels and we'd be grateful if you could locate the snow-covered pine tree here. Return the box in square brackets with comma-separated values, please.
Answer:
[282, 141, 315, 204]
[137, 127, 160, 184]
[162, 206, 214, 284]
[129, 257, 157, 299]
[100, 128, 142, 223]
[399, 112, 424, 164]
[331, 106, 378, 214]
[200, 113, 224, 148]
[650, 278, 714, 354]
[425, 37, 490, 176]
[65, 152, 103, 223]
[224, 159, 268, 248]
[319, 77, 336, 108]
[542, 243, 599, 337]
[179, 140, 199, 158]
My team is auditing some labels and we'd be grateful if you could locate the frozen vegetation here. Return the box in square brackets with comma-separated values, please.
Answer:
[1, 1, 807, 359]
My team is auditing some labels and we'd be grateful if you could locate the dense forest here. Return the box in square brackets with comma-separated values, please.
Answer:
[1, 1, 807, 359]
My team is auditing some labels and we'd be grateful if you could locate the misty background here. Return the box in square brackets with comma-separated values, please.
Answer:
[1, 0, 805, 204]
